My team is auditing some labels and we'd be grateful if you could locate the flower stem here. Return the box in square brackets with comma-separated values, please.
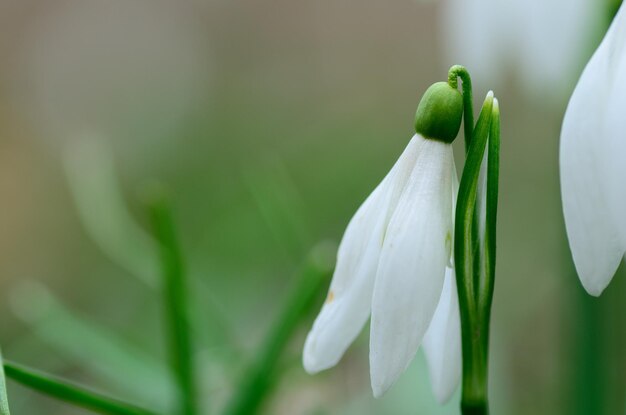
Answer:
[460, 318, 489, 415]
[3, 361, 158, 415]
[461, 401, 489, 415]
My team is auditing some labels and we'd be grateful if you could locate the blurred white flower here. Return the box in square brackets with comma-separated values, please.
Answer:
[560, 3, 626, 296]
[440, 0, 603, 99]
[303, 134, 461, 402]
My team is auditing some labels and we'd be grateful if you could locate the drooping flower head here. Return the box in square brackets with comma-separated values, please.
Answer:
[560, 3, 626, 296]
[303, 81, 464, 401]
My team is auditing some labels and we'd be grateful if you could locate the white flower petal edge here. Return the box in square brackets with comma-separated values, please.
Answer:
[422, 267, 461, 404]
[605, 5, 626, 242]
[560, 3, 626, 296]
[370, 137, 454, 397]
[303, 136, 423, 373]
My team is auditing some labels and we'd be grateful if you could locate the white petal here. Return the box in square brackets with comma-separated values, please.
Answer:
[603, 4, 626, 248]
[560, 3, 626, 296]
[422, 267, 461, 404]
[369, 138, 454, 397]
[303, 135, 424, 373]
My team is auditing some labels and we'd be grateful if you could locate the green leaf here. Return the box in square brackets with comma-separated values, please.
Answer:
[454, 91, 494, 412]
[455, 92, 494, 316]
[481, 98, 500, 313]
[243, 158, 312, 261]
[147, 190, 196, 415]
[224, 241, 335, 415]
[65, 137, 239, 355]
[3, 361, 158, 415]
[9, 282, 174, 408]
[0, 350, 10, 415]
[64, 136, 159, 287]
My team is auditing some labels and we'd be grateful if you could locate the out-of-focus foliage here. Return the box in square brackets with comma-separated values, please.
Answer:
[0, 0, 623, 414]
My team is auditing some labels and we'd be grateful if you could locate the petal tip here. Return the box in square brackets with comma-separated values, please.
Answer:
[302, 336, 335, 374]
[302, 361, 322, 375]
[369, 353, 399, 399]
[432, 380, 458, 405]
[370, 379, 389, 399]
[302, 351, 330, 375]
[573, 254, 621, 298]
[580, 280, 606, 297]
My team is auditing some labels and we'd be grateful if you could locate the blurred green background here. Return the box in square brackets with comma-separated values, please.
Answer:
[0, 0, 624, 414]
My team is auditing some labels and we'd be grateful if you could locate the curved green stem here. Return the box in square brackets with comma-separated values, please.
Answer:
[448, 65, 474, 151]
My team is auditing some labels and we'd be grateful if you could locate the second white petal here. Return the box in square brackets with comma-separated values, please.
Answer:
[369, 137, 454, 397]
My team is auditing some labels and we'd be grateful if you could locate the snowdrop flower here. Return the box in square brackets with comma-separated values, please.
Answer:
[440, 0, 602, 99]
[303, 82, 462, 401]
[560, 3, 626, 296]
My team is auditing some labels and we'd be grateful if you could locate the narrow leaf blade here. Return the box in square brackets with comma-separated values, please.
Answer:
[454, 91, 494, 314]
[3, 361, 157, 415]
[481, 98, 500, 312]
[225, 242, 334, 415]
[148, 190, 196, 415]
[9, 282, 174, 408]
[0, 350, 10, 415]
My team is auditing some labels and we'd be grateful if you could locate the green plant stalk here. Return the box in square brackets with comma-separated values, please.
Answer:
[0, 350, 10, 415]
[224, 247, 333, 415]
[148, 193, 196, 415]
[574, 291, 606, 415]
[455, 93, 494, 415]
[3, 361, 157, 415]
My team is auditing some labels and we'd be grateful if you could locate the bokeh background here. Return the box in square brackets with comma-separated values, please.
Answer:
[0, 0, 624, 414]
